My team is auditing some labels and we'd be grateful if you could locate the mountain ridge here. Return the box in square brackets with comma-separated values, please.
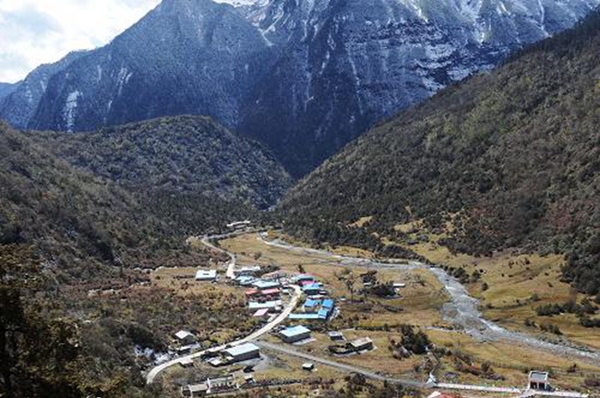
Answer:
[27, 115, 292, 209]
[2, 0, 599, 176]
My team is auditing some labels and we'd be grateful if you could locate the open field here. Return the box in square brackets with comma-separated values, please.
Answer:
[429, 329, 599, 393]
[263, 330, 425, 379]
[219, 232, 600, 394]
[382, 221, 600, 350]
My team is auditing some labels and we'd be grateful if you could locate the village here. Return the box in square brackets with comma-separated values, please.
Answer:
[144, 223, 597, 398]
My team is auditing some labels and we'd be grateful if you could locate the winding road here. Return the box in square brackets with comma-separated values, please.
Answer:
[145, 232, 299, 384]
[258, 234, 600, 367]
[145, 231, 598, 395]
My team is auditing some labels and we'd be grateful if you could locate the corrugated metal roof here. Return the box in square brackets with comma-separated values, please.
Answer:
[248, 300, 281, 310]
[253, 308, 269, 317]
[224, 343, 259, 357]
[280, 325, 311, 338]
[529, 371, 549, 382]
[289, 313, 320, 320]
[322, 299, 334, 308]
[304, 299, 321, 308]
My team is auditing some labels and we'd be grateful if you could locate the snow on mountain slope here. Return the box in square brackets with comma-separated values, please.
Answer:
[6, 0, 599, 176]
[240, 0, 600, 175]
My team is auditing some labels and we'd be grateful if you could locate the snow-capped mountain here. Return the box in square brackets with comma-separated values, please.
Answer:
[3, 0, 599, 175]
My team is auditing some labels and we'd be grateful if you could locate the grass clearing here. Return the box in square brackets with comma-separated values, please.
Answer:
[390, 222, 600, 350]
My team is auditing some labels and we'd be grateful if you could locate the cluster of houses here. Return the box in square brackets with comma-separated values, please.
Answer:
[287, 274, 336, 321]
[234, 267, 288, 319]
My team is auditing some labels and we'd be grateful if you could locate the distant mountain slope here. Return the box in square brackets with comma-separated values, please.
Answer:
[0, 51, 86, 129]
[0, 118, 274, 281]
[0, 82, 16, 101]
[3, 0, 597, 176]
[29, 115, 292, 209]
[280, 11, 600, 294]
[0, 122, 175, 276]
[30, 0, 273, 133]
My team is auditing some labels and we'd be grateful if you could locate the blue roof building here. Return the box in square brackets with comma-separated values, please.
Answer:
[253, 280, 281, 290]
[322, 299, 334, 309]
[303, 299, 321, 309]
[318, 309, 330, 319]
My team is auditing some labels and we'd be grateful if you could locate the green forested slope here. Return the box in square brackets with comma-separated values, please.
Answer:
[0, 118, 273, 396]
[28, 115, 292, 209]
[281, 11, 600, 294]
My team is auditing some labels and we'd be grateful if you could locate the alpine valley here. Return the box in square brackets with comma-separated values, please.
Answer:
[2, 1, 600, 398]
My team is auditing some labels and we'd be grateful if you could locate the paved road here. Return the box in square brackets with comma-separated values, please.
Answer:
[200, 234, 237, 279]
[145, 231, 300, 384]
[258, 234, 600, 367]
[256, 341, 426, 388]
[146, 284, 302, 384]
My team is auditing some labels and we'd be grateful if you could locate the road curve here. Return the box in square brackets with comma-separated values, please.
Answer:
[146, 284, 302, 384]
[145, 232, 301, 385]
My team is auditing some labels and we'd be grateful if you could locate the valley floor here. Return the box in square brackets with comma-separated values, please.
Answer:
[152, 231, 600, 397]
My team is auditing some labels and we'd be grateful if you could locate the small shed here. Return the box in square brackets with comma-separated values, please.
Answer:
[328, 331, 345, 341]
[253, 308, 270, 318]
[181, 383, 209, 397]
[174, 330, 195, 345]
[207, 375, 237, 393]
[302, 362, 315, 371]
[528, 371, 550, 390]
[279, 325, 312, 343]
[179, 357, 194, 368]
[350, 337, 373, 352]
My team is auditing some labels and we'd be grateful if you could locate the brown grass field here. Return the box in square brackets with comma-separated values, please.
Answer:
[217, 233, 600, 394]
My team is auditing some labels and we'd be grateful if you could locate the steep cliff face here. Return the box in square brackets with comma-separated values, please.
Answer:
[6, 0, 599, 175]
[0, 51, 86, 129]
[240, 0, 600, 174]
[30, 0, 274, 133]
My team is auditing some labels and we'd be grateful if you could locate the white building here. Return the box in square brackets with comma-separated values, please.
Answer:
[174, 330, 195, 345]
[224, 343, 260, 363]
[279, 325, 312, 343]
[195, 269, 217, 281]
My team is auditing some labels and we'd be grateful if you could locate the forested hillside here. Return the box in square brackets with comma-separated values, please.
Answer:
[29, 115, 292, 209]
[280, 11, 600, 294]
[0, 118, 274, 396]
